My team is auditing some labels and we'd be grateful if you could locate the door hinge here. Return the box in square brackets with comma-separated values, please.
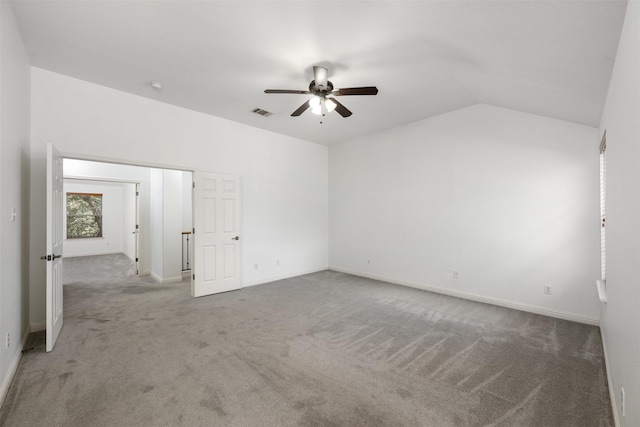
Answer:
[136, 224, 139, 229]
[193, 274, 195, 280]
[136, 191, 139, 196]
[192, 227, 195, 234]
[136, 257, 139, 262]
[192, 182, 195, 188]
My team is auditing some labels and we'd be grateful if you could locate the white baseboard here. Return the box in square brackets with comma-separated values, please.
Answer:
[63, 250, 123, 258]
[0, 328, 30, 409]
[330, 266, 599, 326]
[148, 272, 183, 284]
[162, 276, 183, 284]
[600, 324, 620, 426]
[30, 322, 45, 333]
[243, 267, 328, 288]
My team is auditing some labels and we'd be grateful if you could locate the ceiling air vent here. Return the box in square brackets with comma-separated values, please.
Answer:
[252, 108, 272, 117]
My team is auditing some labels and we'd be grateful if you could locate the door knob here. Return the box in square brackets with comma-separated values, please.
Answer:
[232, 236, 239, 240]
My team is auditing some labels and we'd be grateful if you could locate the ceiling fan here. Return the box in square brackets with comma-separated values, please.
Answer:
[264, 66, 378, 117]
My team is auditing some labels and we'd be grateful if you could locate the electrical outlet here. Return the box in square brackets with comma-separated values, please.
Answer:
[621, 387, 625, 416]
[544, 285, 552, 295]
[5, 332, 9, 349]
[253, 264, 258, 270]
[452, 271, 459, 279]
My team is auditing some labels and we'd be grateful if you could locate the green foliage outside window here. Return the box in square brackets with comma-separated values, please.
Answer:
[67, 193, 103, 238]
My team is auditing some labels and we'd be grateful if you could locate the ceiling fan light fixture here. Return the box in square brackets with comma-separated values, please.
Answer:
[310, 98, 337, 116]
[309, 96, 323, 115]
[325, 98, 337, 113]
[309, 96, 321, 108]
[264, 66, 377, 118]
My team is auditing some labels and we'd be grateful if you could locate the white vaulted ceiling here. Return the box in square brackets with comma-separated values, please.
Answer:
[11, 0, 627, 145]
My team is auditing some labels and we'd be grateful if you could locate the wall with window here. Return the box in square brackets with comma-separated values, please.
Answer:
[598, 1, 640, 424]
[330, 104, 600, 323]
[63, 180, 126, 257]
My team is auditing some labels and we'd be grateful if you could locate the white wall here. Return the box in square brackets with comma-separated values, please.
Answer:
[30, 68, 329, 327]
[149, 169, 164, 280]
[598, 2, 640, 425]
[330, 104, 600, 323]
[0, 1, 31, 406]
[162, 170, 183, 282]
[182, 171, 193, 232]
[63, 180, 125, 257]
[148, 168, 185, 282]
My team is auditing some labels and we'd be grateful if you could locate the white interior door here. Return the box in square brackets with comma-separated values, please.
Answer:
[192, 172, 242, 297]
[46, 143, 64, 352]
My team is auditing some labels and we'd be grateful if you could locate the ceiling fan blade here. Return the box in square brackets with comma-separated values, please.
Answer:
[313, 66, 328, 89]
[329, 98, 352, 117]
[265, 89, 311, 94]
[333, 86, 378, 96]
[291, 100, 311, 116]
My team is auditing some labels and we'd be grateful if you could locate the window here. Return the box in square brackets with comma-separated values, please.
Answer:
[67, 193, 103, 238]
[596, 131, 608, 303]
[599, 131, 606, 281]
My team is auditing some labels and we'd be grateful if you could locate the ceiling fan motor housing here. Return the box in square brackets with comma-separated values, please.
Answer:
[310, 80, 334, 96]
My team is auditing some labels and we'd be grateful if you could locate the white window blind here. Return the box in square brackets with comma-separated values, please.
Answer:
[599, 131, 607, 281]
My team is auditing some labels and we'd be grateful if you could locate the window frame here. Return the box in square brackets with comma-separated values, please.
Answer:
[66, 192, 104, 239]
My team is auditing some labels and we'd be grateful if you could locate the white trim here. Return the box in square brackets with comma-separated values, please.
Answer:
[243, 267, 328, 288]
[61, 151, 196, 173]
[149, 272, 183, 284]
[63, 175, 141, 186]
[30, 322, 46, 333]
[63, 251, 122, 259]
[0, 329, 30, 409]
[600, 324, 620, 427]
[330, 266, 600, 326]
[161, 276, 183, 284]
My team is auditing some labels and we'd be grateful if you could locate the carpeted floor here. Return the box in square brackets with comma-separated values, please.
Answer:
[0, 254, 613, 426]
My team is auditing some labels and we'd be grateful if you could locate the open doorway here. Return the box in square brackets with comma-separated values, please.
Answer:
[44, 145, 243, 351]
[62, 158, 193, 287]
[63, 179, 139, 274]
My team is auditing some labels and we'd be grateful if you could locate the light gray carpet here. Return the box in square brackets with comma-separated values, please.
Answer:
[0, 254, 613, 426]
